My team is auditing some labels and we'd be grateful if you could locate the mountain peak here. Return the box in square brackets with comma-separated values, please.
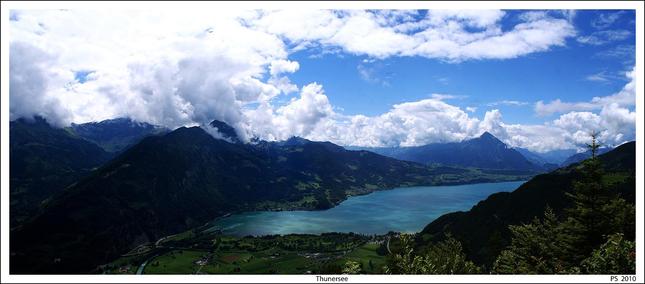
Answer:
[283, 136, 310, 146]
[475, 131, 505, 145]
[99, 117, 133, 124]
[479, 131, 497, 140]
[208, 120, 241, 143]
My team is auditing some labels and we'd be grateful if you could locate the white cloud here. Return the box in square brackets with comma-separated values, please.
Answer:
[357, 63, 391, 86]
[591, 11, 625, 29]
[7, 9, 634, 153]
[9, 10, 289, 131]
[502, 123, 572, 153]
[261, 67, 635, 152]
[585, 71, 610, 82]
[577, 29, 631, 46]
[252, 9, 576, 61]
[413, 14, 575, 61]
[327, 11, 419, 59]
[553, 111, 603, 134]
[430, 93, 464, 100]
[269, 59, 299, 76]
[551, 105, 635, 147]
[9, 9, 578, 131]
[487, 100, 528, 107]
[426, 10, 505, 28]
[535, 68, 635, 116]
[598, 103, 636, 143]
[479, 109, 509, 140]
[273, 83, 335, 137]
[9, 42, 71, 126]
[309, 97, 482, 147]
[535, 99, 596, 116]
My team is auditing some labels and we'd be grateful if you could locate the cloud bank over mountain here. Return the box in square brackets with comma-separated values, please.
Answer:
[8, 9, 635, 152]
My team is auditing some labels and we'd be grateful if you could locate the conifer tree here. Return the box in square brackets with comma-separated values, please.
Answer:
[384, 234, 479, 274]
[581, 233, 635, 274]
[342, 260, 362, 274]
[564, 132, 628, 260]
[493, 207, 577, 274]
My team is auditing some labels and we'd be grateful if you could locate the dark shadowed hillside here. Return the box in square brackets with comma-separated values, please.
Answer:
[416, 141, 635, 269]
[10, 122, 526, 274]
[9, 117, 113, 227]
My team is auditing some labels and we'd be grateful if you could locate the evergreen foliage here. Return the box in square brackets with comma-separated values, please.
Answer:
[492, 208, 577, 274]
[342, 260, 362, 274]
[493, 133, 635, 274]
[384, 234, 479, 274]
[581, 233, 636, 274]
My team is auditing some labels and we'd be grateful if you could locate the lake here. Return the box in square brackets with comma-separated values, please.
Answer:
[209, 180, 526, 236]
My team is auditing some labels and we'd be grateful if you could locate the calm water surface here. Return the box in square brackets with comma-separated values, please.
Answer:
[210, 181, 525, 236]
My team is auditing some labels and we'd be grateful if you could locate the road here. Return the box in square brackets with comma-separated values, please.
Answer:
[386, 237, 392, 254]
[136, 258, 150, 275]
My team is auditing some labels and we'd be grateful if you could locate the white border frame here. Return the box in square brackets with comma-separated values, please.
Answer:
[1, 1, 643, 283]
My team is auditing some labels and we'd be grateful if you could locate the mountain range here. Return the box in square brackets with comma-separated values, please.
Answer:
[9, 117, 166, 227]
[69, 117, 168, 153]
[349, 132, 544, 173]
[9, 117, 527, 274]
[513, 147, 574, 164]
[559, 147, 612, 167]
[10, 116, 631, 274]
[9, 117, 112, 226]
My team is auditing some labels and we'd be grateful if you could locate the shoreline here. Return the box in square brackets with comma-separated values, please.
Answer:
[203, 180, 528, 237]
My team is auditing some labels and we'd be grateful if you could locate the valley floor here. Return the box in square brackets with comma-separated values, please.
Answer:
[102, 227, 388, 274]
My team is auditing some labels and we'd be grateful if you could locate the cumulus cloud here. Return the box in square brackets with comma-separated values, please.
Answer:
[269, 59, 299, 76]
[551, 105, 635, 147]
[412, 12, 575, 61]
[502, 124, 572, 153]
[273, 83, 335, 137]
[479, 109, 509, 140]
[307, 70, 636, 151]
[9, 9, 577, 131]
[9, 42, 71, 126]
[252, 9, 576, 61]
[7, 9, 634, 153]
[314, 98, 482, 147]
[292, 75, 633, 152]
[9, 10, 289, 130]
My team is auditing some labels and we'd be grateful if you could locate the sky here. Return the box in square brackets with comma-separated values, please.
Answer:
[8, 9, 637, 152]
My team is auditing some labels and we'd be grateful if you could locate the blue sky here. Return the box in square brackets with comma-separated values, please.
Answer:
[8, 9, 638, 152]
[286, 10, 635, 125]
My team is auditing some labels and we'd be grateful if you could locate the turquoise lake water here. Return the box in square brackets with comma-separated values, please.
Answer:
[210, 181, 526, 236]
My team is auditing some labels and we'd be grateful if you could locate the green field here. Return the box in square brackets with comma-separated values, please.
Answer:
[144, 248, 344, 274]
[144, 250, 208, 274]
[104, 230, 388, 274]
[337, 243, 386, 273]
